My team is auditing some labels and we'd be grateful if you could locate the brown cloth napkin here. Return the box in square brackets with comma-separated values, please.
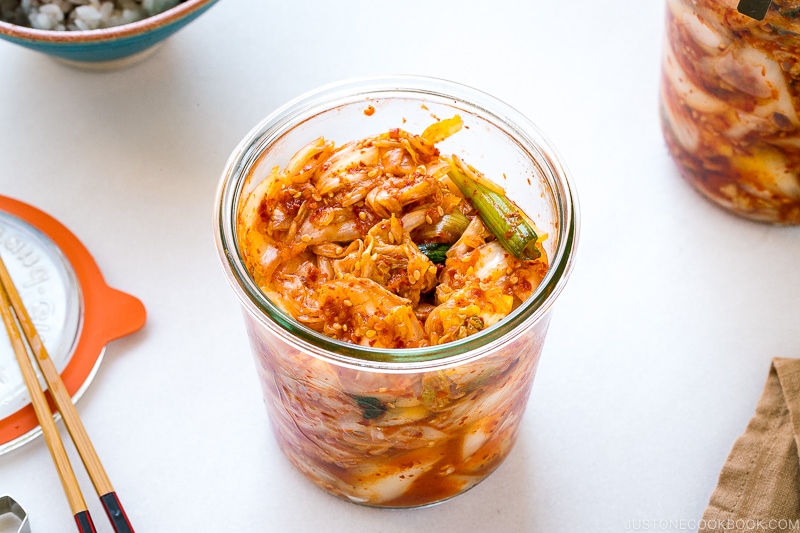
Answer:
[700, 358, 800, 533]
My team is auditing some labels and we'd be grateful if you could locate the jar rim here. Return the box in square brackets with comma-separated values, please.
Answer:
[214, 75, 580, 371]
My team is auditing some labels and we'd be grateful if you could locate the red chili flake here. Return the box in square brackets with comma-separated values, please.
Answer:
[364, 105, 375, 116]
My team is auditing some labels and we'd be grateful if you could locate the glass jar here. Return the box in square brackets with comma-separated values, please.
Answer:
[660, 0, 800, 224]
[214, 76, 580, 507]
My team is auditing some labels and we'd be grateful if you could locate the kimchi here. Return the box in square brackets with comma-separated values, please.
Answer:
[237, 116, 550, 348]
[661, 0, 800, 223]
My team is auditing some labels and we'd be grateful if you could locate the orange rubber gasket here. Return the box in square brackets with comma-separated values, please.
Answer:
[0, 195, 146, 447]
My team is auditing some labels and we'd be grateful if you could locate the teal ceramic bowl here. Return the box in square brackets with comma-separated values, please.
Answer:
[0, 0, 218, 69]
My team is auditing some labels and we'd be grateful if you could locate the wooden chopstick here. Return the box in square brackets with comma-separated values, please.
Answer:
[0, 272, 97, 533]
[0, 256, 134, 533]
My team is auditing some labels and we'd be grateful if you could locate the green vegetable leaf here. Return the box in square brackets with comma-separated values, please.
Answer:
[417, 242, 451, 264]
[781, 7, 800, 18]
[352, 396, 387, 419]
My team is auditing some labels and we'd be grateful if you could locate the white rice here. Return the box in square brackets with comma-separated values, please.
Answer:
[0, 0, 182, 31]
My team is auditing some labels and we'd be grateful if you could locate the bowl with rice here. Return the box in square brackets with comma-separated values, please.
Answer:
[0, 0, 218, 68]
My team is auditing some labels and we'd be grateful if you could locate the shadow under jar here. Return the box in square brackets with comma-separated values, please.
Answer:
[660, 0, 800, 224]
[214, 76, 579, 508]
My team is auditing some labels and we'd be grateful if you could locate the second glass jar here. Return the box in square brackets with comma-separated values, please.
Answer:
[660, 0, 800, 224]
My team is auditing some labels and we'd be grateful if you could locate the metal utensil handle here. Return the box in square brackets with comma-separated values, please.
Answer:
[738, 0, 772, 20]
[0, 495, 31, 533]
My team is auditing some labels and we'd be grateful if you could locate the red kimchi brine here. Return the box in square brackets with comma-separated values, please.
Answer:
[215, 77, 579, 508]
[661, 0, 800, 223]
[243, 309, 546, 507]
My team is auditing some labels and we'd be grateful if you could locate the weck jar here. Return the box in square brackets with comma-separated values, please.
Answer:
[214, 76, 580, 508]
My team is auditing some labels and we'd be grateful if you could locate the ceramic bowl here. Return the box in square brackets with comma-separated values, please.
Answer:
[0, 0, 218, 69]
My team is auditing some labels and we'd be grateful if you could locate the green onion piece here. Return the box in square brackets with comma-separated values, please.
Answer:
[417, 243, 451, 264]
[413, 211, 470, 243]
[447, 157, 541, 260]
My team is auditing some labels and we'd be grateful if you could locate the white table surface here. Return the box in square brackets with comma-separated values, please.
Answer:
[1, 1, 799, 532]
